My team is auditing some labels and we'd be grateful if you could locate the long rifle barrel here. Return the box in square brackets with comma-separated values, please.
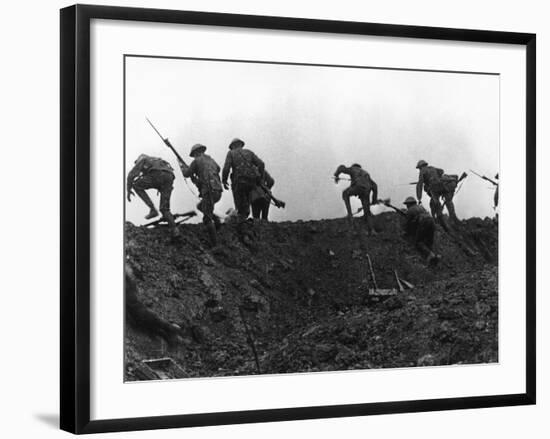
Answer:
[146, 117, 188, 168]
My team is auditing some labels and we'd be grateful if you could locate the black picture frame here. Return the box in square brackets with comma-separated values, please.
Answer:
[60, 4, 536, 434]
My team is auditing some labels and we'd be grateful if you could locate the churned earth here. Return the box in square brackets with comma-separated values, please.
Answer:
[124, 212, 498, 380]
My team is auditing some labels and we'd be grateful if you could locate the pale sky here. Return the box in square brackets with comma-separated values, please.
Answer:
[125, 56, 499, 224]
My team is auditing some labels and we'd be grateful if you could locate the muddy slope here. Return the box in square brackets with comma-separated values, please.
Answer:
[125, 212, 498, 380]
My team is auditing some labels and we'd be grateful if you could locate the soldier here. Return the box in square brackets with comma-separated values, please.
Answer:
[333, 163, 378, 235]
[222, 138, 265, 221]
[402, 196, 440, 265]
[415, 159, 459, 228]
[178, 144, 223, 246]
[250, 170, 275, 221]
[127, 154, 179, 237]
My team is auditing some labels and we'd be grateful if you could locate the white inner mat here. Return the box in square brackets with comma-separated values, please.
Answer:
[90, 19, 526, 420]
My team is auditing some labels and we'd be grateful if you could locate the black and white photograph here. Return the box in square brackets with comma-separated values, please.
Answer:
[124, 56, 499, 381]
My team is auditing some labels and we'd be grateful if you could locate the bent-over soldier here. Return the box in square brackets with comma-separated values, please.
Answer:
[402, 196, 440, 266]
[127, 154, 179, 237]
[415, 159, 459, 228]
[250, 170, 275, 221]
[179, 144, 223, 246]
[334, 163, 378, 235]
[222, 138, 265, 221]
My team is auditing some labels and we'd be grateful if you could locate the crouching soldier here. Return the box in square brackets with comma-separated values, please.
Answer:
[179, 144, 222, 246]
[416, 159, 459, 229]
[127, 154, 179, 237]
[334, 163, 378, 235]
[222, 138, 265, 221]
[402, 196, 440, 266]
[250, 170, 275, 221]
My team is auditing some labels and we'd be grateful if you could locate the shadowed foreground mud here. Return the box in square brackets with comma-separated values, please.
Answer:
[124, 212, 498, 380]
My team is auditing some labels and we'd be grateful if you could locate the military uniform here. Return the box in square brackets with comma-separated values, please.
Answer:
[404, 204, 436, 259]
[250, 171, 275, 220]
[181, 153, 222, 226]
[334, 164, 378, 233]
[222, 144, 265, 220]
[127, 154, 178, 232]
[416, 164, 458, 225]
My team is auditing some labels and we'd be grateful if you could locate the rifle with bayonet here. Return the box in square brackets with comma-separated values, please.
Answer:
[146, 117, 192, 178]
[469, 169, 497, 186]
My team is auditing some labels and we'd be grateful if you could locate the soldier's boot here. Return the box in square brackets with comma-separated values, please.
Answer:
[162, 211, 180, 238]
[135, 189, 159, 219]
[145, 209, 160, 220]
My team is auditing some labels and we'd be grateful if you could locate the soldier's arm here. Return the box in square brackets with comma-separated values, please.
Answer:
[180, 159, 195, 179]
[333, 164, 350, 178]
[251, 151, 265, 176]
[222, 151, 232, 185]
[126, 160, 143, 189]
[264, 171, 275, 189]
[416, 173, 423, 201]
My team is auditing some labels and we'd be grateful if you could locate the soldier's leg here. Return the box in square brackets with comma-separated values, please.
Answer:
[416, 224, 436, 262]
[359, 194, 376, 235]
[158, 173, 179, 236]
[132, 176, 159, 219]
[444, 192, 458, 223]
[251, 201, 261, 219]
[261, 200, 270, 221]
[200, 191, 221, 247]
[234, 180, 252, 220]
[342, 187, 354, 217]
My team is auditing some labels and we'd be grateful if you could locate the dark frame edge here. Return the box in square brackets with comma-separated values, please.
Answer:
[525, 34, 536, 404]
[60, 5, 77, 434]
[61, 4, 93, 434]
[60, 4, 536, 435]
[78, 393, 533, 434]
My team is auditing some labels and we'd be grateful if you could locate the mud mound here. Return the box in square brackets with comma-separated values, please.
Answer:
[124, 212, 498, 380]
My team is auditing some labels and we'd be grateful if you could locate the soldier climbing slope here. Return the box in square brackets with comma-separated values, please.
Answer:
[127, 154, 180, 237]
[222, 138, 265, 221]
[415, 159, 460, 229]
[401, 196, 441, 266]
[333, 163, 378, 235]
[250, 170, 275, 221]
[178, 144, 223, 247]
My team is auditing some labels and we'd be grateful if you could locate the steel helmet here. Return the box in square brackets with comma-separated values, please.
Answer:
[351, 163, 362, 168]
[189, 143, 206, 157]
[229, 138, 245, 149]
[403, 196, 417, 205]
[416, 160, 428, 169]
[135, 153, 150, 163]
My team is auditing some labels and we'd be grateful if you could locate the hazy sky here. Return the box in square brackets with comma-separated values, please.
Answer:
[125, 56, 499, 225]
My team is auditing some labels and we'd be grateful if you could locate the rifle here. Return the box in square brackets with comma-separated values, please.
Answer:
[260, 183, 286, 209]
[469, 169, 497, 186]
[146, 117, 190, 174]
[144, 211, 197, 228]
[379, 198, 407, 217]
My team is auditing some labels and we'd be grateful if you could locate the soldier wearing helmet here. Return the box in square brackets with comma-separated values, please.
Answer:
[127, 153, 179, 237]
[222, 138, 265, 221]
[333, 163, 378, 235]
[179, 144, 223, 246]
[416, 159, 458, 229]
[402, 196, 440, 265]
